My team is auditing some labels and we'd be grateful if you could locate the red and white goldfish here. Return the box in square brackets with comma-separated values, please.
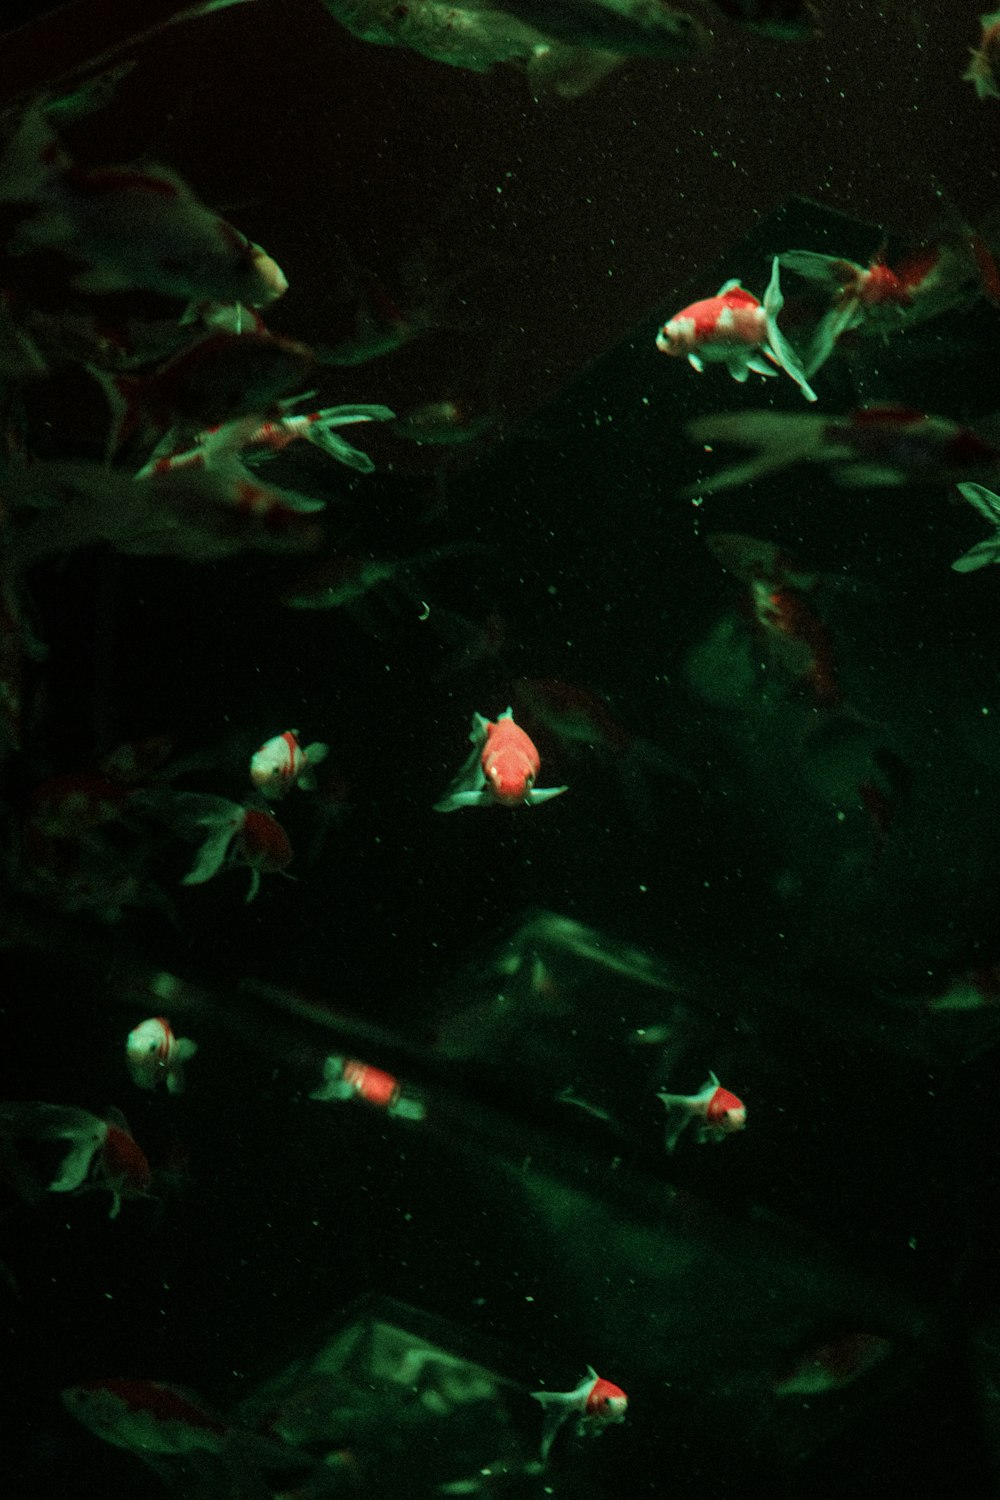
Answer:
[250, 730, 329, 798]
[435, 707, 567, 811]
[686, 405, 1000, 494]
[8, 155, 287, 306]
[62, 1376, 307, 1492]
[774, 234, 998, 376]
[131, 791, 293, 901]
[531, 1367, 628, 1465]
[310, 1055, 426, 1121]
[0, 1102, 150, 1217]
[139, 401, 396, 481]
[655, 260, 817, 401]
[774, 1333, 891, 1395]
[656, 1072, 746, 1150]
[183, 802, 293, 902]
[6, 457, 326, 570]
[952, 483, 1000, 571]
[63, 1378, 231, 1458]
[965, 10, 1000, 99]
[327, 0, 706, 96]
[126, 1017, 197, 1095]
[705, 533, 842, 707]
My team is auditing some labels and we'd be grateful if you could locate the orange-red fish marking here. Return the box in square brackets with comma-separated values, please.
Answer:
[342, 1061, 401, 1109]
[95, 1374, 226, 1434]
[755, 584, 842, 707]
[480, 715, 542, 805]
[99, 1123, 152, 1201]
[659, 285, 764, 352]
[843, 407, 1000, 473]
[237, 809, 293, 874]
[704, 1085, 747, 1126]
[585, 1378, 629, 1419]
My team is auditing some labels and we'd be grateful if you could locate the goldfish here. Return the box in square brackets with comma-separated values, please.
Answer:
[434, 706, 567, 811]
[774, 249, 915, 376]
[965, 10, 1000, 99]
[310, 1055, 426, 1120]
[323, 1, 707, 89]
[131, 791, 293, 901]
[5, 457, 326, 569]
[952, 483, 1000, 571]
[0, 1102, 150, 1217]
[0, 93, 74, 204]
[705, 533, 842, 707]
[62, 1378, 231, 1459]
[183, 802, 293, 902]
[656, 1072, 746, 1150]
[773, 1333, 891, 1395]
[138, 401, 396, 480]
[655, 260, 817, 401]
[250, 730, 329, 798]
[531, 1367, 627, 1465]
[8, 155, 287, 306]
[774, 234, 997, 375]
[61, 1376, 309, 1492]
[390, 398, 502, 448]
[686, 405, 1000, 495]
[125, 1017, 198, 1095]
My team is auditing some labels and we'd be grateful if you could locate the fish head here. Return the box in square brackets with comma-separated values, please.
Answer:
[655, 314, 696, 356]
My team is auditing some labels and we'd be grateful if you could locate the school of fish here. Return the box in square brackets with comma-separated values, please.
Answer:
[1, 2, 996, 1494]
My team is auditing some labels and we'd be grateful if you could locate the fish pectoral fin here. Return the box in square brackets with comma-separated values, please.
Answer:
[956, 483, 1000, 522]
[953, 539, 1000, 571]
[434, 788, 491, 812]
[309, 1080, 356, 1102]
[525, 785, 568, 805]
[742, 355, 778, 378]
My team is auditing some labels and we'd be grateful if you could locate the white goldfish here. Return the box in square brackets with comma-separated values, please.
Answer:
[249, 730, 328, 798]
[126, 1017, 197, 1094]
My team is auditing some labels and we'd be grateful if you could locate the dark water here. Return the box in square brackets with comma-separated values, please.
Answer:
[3, 3, 1000, 1497]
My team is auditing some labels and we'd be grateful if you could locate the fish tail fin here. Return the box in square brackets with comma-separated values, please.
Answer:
[762, 258, 818, 401]
[182, 815, 242, 886]
[656, 1093, 693, 1152]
